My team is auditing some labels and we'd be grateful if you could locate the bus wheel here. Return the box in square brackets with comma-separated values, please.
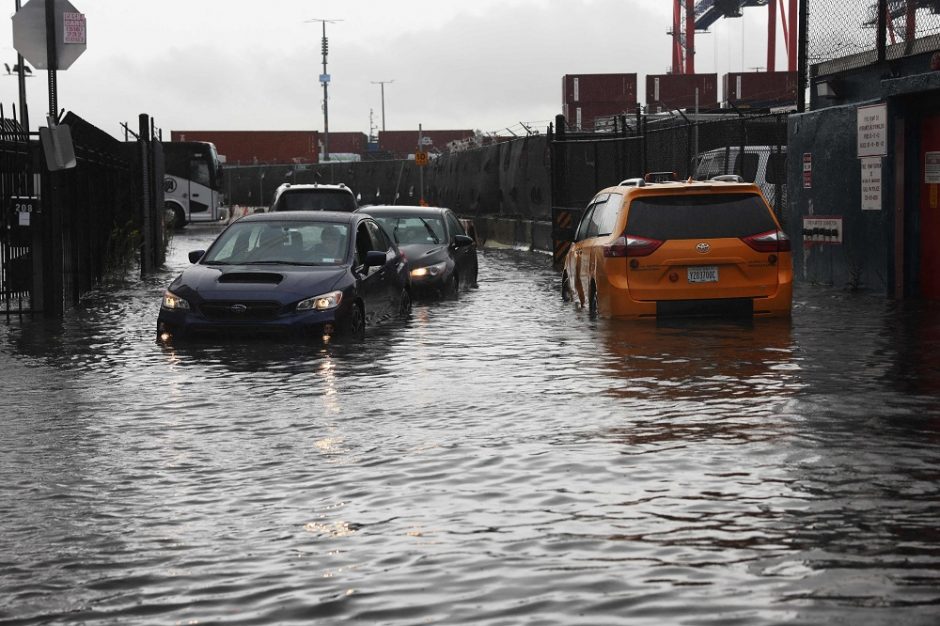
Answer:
[165, 203, 185, 230]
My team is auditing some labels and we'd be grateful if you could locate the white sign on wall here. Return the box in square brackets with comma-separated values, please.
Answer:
[926, 151, 940, 185]
[857, 103, 887, 158]
[861, 157, 882, 211]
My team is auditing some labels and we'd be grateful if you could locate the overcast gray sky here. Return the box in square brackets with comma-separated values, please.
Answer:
[2, 0, 784, 139]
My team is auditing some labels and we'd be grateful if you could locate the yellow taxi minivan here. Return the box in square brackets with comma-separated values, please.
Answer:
[561, 175, 792, 318]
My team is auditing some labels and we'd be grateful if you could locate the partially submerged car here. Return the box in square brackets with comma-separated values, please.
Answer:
[561, 176, 792, 319]
[269, 183, 358, 212]
[357, 205, 478, 298]
[157, 211, 410, 342]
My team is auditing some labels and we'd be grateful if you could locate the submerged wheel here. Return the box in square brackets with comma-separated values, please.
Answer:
[561, 271, 572, 302]
[345, 301, 365, 337]
[588, 281, 598, 317]
[398, 289, 412, 318]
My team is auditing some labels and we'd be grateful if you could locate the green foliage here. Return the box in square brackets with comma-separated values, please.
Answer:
[105, 219, 142, 278]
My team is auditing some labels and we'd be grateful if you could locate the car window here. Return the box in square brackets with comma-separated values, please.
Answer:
[202, 221, 350, 265]
[589, 193, 623, 237]
[575, 205, 597, 242]
[366, 220, 393, 252]
[354, 223, 375, 266]
[626, 193, 776, 240]
[374, 216, 446, 245]
[276, 190, 357, 211]
[766, 152, 787, 185]
[734, 153, 759, 182]
[445, 212, 466, 239]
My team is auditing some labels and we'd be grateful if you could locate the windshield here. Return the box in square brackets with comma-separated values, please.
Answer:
[275, 190, 357, 212]
[202, 221, 351, 265]
[626, 193, 776, 240]
[374, 216, 446, 245]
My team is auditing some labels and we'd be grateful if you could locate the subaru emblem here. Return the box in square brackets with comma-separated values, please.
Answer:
[696, 242, 711, 254]
[230, 304, 248, 314]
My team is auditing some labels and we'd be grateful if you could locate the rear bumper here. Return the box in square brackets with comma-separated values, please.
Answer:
[601, 277, 793, 319]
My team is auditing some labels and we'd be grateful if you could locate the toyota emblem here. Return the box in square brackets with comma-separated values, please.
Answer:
[230, 304, 248, 314]
[696, 242, 711, 254]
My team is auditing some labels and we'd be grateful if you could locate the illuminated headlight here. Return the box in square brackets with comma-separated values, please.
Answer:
[162, 290, 190, 310]
[411, 261, 446, 278]
[297, 290, 343, 311]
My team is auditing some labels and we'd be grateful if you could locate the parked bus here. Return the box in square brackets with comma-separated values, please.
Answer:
[163, 141, 225, 229]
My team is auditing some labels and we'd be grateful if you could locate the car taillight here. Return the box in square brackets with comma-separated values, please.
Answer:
[604, 235, 664, 258]
[742, 229, 791, 253]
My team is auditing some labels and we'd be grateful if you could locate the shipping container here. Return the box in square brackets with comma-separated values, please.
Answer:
[723, 71, 798, 108]
[562, 73, 638, 129]
[645, 73, 719, 112]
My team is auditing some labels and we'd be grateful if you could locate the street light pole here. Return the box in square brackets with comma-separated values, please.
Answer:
[14, 0, 29, 133]
[307, 18, 342, 163]
[371, 79, 394, 132]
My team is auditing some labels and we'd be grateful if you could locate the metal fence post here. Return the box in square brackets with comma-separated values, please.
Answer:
[139, 114, 152, 277]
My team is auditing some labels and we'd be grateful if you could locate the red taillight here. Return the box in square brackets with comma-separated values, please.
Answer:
[742, 229, 791, 253]
[605, 235, 664, 257]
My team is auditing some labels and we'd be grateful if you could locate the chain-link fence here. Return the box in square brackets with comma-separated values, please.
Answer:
[810, 1, 940, 73]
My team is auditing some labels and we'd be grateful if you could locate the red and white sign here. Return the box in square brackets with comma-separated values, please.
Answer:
[63, 12, 85, 44]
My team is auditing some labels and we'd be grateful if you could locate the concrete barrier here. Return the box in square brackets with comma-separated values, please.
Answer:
[470, 216, 552, 253]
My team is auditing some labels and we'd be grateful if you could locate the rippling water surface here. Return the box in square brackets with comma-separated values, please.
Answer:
[2, 227, 939, 625]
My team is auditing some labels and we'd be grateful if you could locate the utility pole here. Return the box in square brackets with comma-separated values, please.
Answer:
[307, 18, 341, 162]
[371, 79, 393, 132]
[14, 0, 29, 133]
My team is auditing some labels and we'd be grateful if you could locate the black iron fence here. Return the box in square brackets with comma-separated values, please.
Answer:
[0, 109, 164, 316]
[0, 105, 35, 314]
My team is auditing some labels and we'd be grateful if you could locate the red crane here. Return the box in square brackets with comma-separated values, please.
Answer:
[671, 0, 800, 75]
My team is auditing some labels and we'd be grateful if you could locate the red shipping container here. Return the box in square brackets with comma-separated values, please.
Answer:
[723, 71, 798, 108]
[645, 73, 718, 112]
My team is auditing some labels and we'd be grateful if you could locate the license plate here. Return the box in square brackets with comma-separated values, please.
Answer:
[688, 266, 719, 283]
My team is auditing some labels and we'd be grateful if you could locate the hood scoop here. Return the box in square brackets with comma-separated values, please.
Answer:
[218, 272, 283, 284]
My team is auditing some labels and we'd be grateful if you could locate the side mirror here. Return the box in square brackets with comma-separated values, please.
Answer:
[188, 250, 205, 263]
[453, 234, 474, 248]
[364, 250, 386, 268]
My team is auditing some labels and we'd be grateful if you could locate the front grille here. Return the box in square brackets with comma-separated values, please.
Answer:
[656, 298, 753, 318]
[199, 301, 282, 321]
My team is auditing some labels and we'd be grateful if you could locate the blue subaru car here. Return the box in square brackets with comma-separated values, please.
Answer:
[157, 211, 411, 342]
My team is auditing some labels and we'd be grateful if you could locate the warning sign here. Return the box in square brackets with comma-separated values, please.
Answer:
[861, 157, 882, 211]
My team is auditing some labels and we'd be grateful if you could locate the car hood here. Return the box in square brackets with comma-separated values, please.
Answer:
[398, 243, 448, 266]
[169, 264, 347, 303]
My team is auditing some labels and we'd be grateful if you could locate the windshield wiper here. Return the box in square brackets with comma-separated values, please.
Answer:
[419, 218, 440, 244]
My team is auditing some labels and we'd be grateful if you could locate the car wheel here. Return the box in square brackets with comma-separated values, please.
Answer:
[398, 288, 412, 318]
[561, 271, 572, 302]
[345, 301, 365, 337]
[588, 281, 598, 317]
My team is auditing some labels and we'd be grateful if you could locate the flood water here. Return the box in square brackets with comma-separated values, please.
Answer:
[2, 226, 939, 625]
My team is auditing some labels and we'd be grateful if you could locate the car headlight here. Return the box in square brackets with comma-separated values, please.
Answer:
[297, 290, 343, 311]
[411, 261, 447, 278]
[162, 290, 191, 310]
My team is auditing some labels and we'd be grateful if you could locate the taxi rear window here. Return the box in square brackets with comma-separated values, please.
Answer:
[626, 193, 775, 240]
